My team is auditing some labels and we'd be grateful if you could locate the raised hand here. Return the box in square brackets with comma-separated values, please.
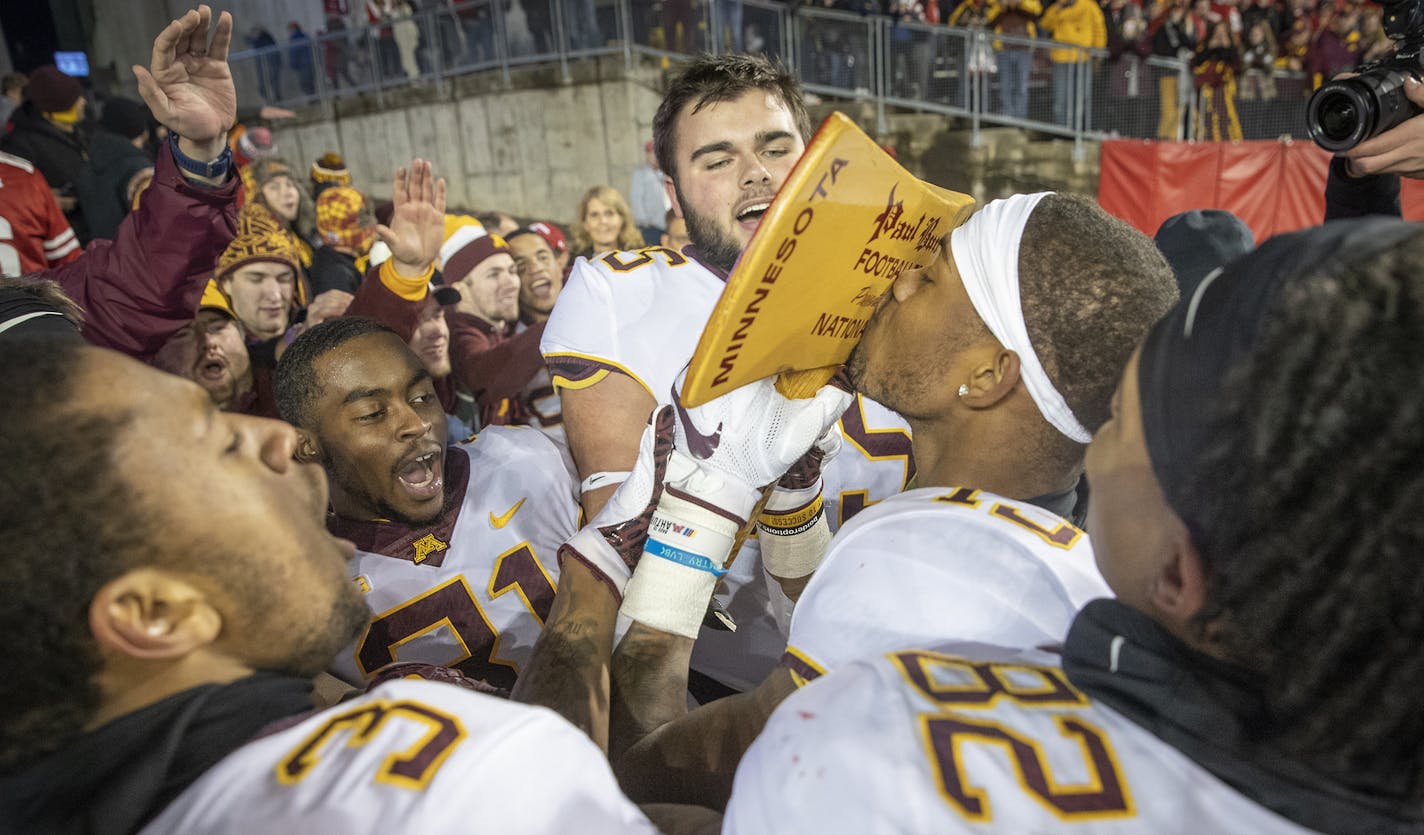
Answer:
[133, 5, 236, 157]
[376, 158, 448, 277]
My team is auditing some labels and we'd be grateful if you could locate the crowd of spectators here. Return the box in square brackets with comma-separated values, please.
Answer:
[0, 46, 676, 454]
[222, 0, 1398, 145]
[6, 5, 1424, 833]
[811, 0, 1397, 136]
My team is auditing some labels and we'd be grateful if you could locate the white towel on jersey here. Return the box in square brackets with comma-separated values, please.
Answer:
[782, 486, 1109, 684]
[331, 426, 580, 690]
[725, 642, 1315, 834]
[542, 251, 914, 690]
[144, 678, 658, 834]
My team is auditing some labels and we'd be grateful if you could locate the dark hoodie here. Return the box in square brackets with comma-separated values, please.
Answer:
[0, 102, 90, 242]
[76, 129, 153, 241]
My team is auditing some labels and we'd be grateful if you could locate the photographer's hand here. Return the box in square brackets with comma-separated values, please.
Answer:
[1342, 76, 1424, 178]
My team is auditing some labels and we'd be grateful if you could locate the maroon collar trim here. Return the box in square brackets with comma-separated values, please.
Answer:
[326, 448, 471, 567]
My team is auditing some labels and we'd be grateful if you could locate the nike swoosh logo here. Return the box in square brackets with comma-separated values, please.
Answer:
[671, 384, 722, 459]
[489, 497, 527, 529]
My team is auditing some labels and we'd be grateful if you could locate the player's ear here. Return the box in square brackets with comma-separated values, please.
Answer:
[664, 174, 682, 219]
[90, 569, 223, 661]
[960, 348, 1021, 410]
[1146, 519, 1209, 625]
[294, 429, 321, 463]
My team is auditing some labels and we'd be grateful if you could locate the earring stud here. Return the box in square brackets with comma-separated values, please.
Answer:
[957, 384, 970, 397]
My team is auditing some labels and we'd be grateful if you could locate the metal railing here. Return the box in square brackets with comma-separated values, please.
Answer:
[227, 1, 1314, 152]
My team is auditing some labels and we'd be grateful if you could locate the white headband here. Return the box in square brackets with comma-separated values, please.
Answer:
[950, 192, 1092, 444]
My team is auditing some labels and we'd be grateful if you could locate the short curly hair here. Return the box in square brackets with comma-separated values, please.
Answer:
[0, 341, 146, 770]
[1019, 194, 1179, 435]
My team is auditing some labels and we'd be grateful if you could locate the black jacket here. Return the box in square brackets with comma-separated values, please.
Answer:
[309, 244, 363, 295]
[0, 103, 91, 242]
[76, 130, 153, 241]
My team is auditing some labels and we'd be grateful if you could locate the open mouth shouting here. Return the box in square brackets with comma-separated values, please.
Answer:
[396, 445, 445, 504]
[735, 196, 774, 234]
[196, 354, 228, 382]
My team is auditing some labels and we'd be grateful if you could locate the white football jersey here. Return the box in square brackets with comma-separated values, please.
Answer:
[541, 249, 916, 690]
[783, 487, 1109, 685]
[725, 643, 1314, 834]
[513, 320, 566, 447]
[144, 678, 657, 834]
[329, 427, 580, 691]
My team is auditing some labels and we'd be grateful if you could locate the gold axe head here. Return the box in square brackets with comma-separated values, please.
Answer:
[681, 112, 976, 407]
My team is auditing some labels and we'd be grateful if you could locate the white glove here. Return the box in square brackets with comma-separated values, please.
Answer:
[664, 368, 854, 522]
[557, 406, 675, 598]
[621, 371, 853, 637]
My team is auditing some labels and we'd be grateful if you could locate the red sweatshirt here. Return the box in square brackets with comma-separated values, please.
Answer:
[45, 142, 240, 361]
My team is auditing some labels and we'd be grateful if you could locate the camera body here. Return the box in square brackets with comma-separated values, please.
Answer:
[1306, 0, 1424, 152]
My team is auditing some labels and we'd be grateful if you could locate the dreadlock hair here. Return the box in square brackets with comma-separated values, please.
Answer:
[0, 341, 149, 770]
[1018, 194, 1178, 470]
[275, 316, 395, 428]
[1181, 228, 1424, 794]
[652, 53, 811, 182]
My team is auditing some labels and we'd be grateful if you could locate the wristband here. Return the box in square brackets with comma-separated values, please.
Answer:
[169, 134, 232, 179]
[759, 494, 824, 532]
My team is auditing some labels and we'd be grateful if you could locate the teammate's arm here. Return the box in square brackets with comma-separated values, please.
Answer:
[513, 408, 676, 751]
[609, 373, 850, 770]
[561, 372, 657, 518]
[614, 666, 799, 809]
[510, 558, 620, 750]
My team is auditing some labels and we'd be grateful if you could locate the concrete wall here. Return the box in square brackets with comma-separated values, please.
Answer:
[270, 59, 668, 223]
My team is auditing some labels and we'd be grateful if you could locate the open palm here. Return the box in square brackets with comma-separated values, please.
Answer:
[378, 159, 448, 272]
[133, 5, 236, 143]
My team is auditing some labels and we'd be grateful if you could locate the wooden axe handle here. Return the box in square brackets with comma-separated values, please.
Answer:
[773, 364, 841, 400]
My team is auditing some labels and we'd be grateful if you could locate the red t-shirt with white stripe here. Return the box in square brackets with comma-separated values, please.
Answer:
[0, 150, 80, 276]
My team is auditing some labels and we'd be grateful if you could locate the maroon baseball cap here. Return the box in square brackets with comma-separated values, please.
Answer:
[529, 221, 567, 255]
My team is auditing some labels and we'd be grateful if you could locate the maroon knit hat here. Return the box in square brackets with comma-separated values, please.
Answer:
[26, 66, 82, 114]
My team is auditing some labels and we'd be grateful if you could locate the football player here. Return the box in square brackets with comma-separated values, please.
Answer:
[521, 191, 1177, 810]
[0, 9, 656, 833]
[0, 339, 657, 834]
[726, 218, 1424, 833]
[540, 53, 916, 732]
[273, 158, 580, 692]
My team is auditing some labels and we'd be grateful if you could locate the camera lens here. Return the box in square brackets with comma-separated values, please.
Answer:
[1318, 96, 1358, 143]
[1308, 82, 1374, 152]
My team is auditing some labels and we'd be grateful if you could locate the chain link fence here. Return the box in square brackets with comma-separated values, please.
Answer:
[227, 1, 1314, 146]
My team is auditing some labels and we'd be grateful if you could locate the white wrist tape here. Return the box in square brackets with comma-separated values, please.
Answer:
[621, 491, 740, 639]
[764, 479, 824, 514]
[759, 512, 832, 579]
[758, 487, 831, 580]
